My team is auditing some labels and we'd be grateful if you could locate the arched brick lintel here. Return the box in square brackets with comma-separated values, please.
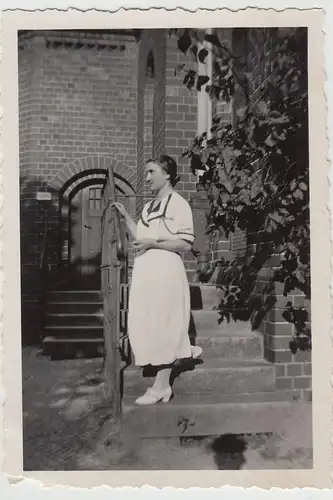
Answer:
[49, 156, 136, 196]
[52, 157, 136, 265]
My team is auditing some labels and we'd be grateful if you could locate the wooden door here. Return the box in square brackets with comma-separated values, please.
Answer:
[81, 185, 103, 283]
[70, 184, 103, 288]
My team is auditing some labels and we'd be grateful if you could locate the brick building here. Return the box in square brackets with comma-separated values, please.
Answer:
[19, 28, 311, 401]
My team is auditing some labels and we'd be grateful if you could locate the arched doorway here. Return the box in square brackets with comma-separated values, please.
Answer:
[50, 157, 136, 289]
[67, 177, 130, 289]
[65, 177, 133, 289]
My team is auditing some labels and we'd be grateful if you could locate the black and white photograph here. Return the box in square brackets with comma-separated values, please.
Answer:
[1, 7, 330, 488]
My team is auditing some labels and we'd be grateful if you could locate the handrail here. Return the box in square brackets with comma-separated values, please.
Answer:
[107, 165, 126, 261]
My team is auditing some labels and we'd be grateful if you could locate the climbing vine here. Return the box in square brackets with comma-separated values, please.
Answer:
[171, 28, 310, 352]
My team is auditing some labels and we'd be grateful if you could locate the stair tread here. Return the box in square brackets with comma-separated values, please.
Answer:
[43, 336, 104, 343]
[48, 290, 102, 294]
[46, 312, 103, 316]
[195, 332, 261, 339]
[122, 398, 296, 437]
[192, 309, 237, 316]
[191, 329, 258, 337]
[45, 325, 103, 330]
[126, 358, 272, 372]
[46, 301, 103, 305]
[123, 394, 293, 409]
[47, 285, 219, 291]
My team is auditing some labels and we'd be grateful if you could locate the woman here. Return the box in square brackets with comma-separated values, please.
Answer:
[113, 154, 202, 405]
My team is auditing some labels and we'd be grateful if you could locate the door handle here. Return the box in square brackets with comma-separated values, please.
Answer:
[84, 224, 92, 229]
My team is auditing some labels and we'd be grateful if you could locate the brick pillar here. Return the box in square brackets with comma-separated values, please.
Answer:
[143, 80, 154, 204]
[165, 33, 199, 282]
[165, 34, 198, 199]
[252, 258, 312, 402]
[262, 282, 312, 402]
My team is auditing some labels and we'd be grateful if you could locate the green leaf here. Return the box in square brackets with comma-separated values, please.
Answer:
[191, 45, 198, 57]
[196, 75, 210, 91]
[198, 48, 209, 63]
[293, 189, 304, 200]
[299, 182, 308, 191]
[190, 154, 202, 174]
[205, 33, 221, 46]
[177, 30, 192, 53]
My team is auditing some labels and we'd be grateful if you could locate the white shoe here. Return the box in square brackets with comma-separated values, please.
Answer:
[135, 386, 173, 405]
[191, 345, 203, 359]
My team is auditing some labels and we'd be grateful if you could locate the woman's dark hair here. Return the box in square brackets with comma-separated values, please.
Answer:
[147, 154, 181, 187]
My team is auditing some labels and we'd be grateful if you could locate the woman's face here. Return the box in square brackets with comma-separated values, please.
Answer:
[145, 161, 169, 192]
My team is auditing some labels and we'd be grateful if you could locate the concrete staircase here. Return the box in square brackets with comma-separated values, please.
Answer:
[42, 290, 104, 358]
[122, 284, 293, 437]
[42, 284, 293, 437]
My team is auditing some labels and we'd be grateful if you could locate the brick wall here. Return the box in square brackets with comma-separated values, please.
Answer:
[19, 31, 140, 342]
[19, 31, 139, 264]
[243, 28, 311, 400]
[206, 29, 235, 269]
[164, 33, 199, 282]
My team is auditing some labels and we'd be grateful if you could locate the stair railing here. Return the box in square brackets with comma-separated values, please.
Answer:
[101, 165, 128, 425]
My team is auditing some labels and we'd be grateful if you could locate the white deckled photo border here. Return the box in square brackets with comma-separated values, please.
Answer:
[0, 4, 332, 493]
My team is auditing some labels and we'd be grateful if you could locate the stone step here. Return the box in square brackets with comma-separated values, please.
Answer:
[193, 333, 263, 360]
[123, 359, 275, 398]
[44, 309, 252, 340]
[122, 398, 294, 438]
[43, 325, 103, 338]
[190, 312, 251, 336]
[47, 290, 102, 303]
[47, 302, 104, 314]
[45, 284, 226, 312]
[124, 390, 301, 407]
[42, 327, 262, 360]
[42, 335, 104, 358]
[46, 313, 104, 327]
[46, 285, 224, 308]
[43, 335, 104, 343]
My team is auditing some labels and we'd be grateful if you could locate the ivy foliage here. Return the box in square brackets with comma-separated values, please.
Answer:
[171, 28, 310, 352]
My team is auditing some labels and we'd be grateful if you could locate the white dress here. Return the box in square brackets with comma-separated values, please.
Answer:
[128, 191, 195, 366]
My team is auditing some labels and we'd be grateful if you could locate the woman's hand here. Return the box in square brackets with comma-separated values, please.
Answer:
[112, 202, 129, 219]
[133, 238, 156, 256]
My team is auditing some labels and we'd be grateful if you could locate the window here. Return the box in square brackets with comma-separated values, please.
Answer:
[89, 186, 102, 211]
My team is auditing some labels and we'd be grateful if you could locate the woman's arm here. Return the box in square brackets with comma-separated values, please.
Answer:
[154, 238, 192, 253]
[133, 237, 191, 254]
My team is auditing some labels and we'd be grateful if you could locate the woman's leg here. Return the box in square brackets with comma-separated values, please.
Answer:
[152, 367, 172, 391]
